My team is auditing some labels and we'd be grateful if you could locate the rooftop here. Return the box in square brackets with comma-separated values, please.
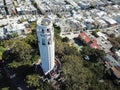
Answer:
[102, 16, 117, 25]
[78, 32, 101, 50]
[41, 18, 51, 26]
[37, 18, 52, 26]
[78, 32, 91, 43]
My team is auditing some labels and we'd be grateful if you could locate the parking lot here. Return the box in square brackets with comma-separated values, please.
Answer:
[86, 30, 113, 53]
[96, 37, 112, 53]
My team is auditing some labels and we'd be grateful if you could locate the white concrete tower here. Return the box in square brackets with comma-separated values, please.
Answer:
[36, 17, 55, 75]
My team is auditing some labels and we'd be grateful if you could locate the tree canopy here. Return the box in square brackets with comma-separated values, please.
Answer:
[26, 74, 53, 90]
[0, 46, 5, 60]
[10, 40, 33, 62]
[26, 74, 40, 88]
[62, 37, 70, 42]
[81, 46, 105, 62]
[109, 36, 120, 51]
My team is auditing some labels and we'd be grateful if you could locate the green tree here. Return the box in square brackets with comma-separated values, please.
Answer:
[0, 46, 5, 60]
[11, 32, 18, 38]
[64, 45, 78, 55]
[29, 21, 36, 30]
[81, 46, 105, 61]
[26, 74, 40, 88]
[26, 74, 53, 90]
[94, 49, 106, 59]
[109, 33, 115, 38]
[55, 37, 64, 58]
[62, 37, 69, 42]
[109, 36, 120, 51]
[92, 30, 99, 38]
[10, 40, 32, 62]
[53, 24, 61, 34]
[22, 34, 37, 48]
[61, 55, 94, 90]
[81, 46, 96, 59]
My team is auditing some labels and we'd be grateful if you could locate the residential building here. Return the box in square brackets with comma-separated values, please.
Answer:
[16, 0, 37, 15]
[102, 16, 118, 26]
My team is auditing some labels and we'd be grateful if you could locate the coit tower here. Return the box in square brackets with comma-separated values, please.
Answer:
[36, 17, 55, 75]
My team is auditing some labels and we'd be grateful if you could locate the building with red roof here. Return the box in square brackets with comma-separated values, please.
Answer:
[78, 32, 101, 50]
[78, 32, 91, 44]
[89, 42, 101, 50]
